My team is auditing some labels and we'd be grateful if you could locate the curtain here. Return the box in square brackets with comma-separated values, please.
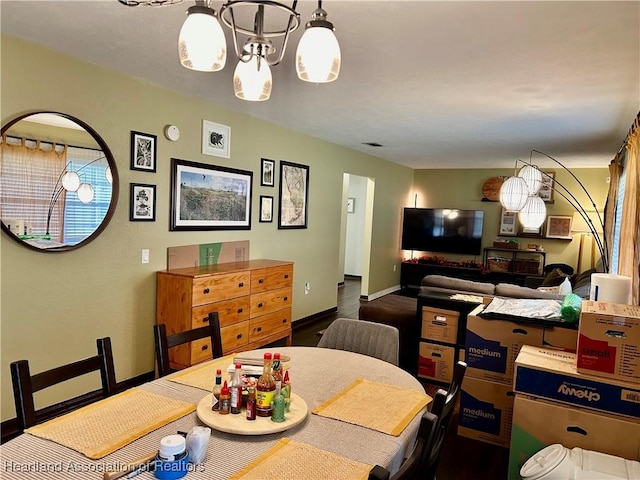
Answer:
[604, 154, 623, 271]
[0, 136, 67, 241]
[617, 114, 640, 305]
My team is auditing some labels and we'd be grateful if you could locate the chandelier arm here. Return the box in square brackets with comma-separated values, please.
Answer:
[266, 11, 296, 66]
[228, 7, 248, 60]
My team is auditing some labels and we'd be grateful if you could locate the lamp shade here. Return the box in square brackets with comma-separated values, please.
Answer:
[499, 176, 529, 212]
[518, 164, 542, 195]
[105, 166, 113, 185]
[518, 195, 547, 229]
[178, 5, 226, 72]
[61, 171, 80, 192]
[233, 57, 272, 101]
[296, 25, 340, 83]
[77, 183, 95, 204]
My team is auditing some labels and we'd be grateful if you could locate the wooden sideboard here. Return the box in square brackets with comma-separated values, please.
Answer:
[156, 259, 293, 370]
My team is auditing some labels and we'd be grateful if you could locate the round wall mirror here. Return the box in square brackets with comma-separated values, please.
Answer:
[1, 111, 119, 252]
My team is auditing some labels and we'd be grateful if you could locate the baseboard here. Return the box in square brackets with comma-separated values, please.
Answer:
[1, 371, 155, 444]
[292, 306, 338, 330]
[359, 284, 402, 301]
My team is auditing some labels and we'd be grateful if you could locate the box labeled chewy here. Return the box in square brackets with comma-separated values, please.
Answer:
[465, 305, 544, 385]
[514, 345, 640, 418]
[577, 301, 640, 384]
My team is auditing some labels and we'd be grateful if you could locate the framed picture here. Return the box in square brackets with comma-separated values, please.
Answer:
[519, 222, 544, 237]
[261, 158, 275, 187]
[498, 208, 518, 236]
[130, 183, 156, 221]
[347, 197, 355, 213]
[278, 160, 309, 229]
[538, 170, 555, 202]
[545, 215, 573, 239]
[202, 120, 231, 158]
[259, 195, 273, 222]
[130, 131, 157, 172]
[169, 158, 252, 231]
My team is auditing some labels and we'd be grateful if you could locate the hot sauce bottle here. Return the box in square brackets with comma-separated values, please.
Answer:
[256, 353, 275, 417]
[211, 369, 222, 411]
[246, 386, 257, 420]
[230, 363, 243, 414]
[219, 381, 230, 415]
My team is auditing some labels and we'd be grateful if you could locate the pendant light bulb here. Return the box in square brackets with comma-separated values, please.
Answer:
[61, 171, 80, 192]
[179, 3, 226, 72]
[233, 56, 272, 101]
[77, 183, 95, 204]
[518, 164, 543, 195]
[518, 195, 547, 229]
[499, 176, 529, 212]
[296, 7, 340, 83]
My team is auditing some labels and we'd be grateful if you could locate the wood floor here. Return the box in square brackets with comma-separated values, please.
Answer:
[291, 277, 510, 480]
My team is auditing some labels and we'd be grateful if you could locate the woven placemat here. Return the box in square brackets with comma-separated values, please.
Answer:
[312, 379, 431, 436]
[229, 438, 372, 480]
[167, 355, 235, 391]
[25, 388, 195, 459]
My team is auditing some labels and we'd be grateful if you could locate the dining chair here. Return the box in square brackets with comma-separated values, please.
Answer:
[316, 317, 400, 366]
[10, 337, 117, 432]
[154, 311, 223, 377]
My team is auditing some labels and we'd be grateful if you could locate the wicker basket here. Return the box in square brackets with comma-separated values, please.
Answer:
[487, 257, 512, 273]
[513, 258, 541, 275]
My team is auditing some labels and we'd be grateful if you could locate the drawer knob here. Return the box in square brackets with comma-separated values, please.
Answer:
[203, 288, 210, 294]
[203, 316, 209, 323]
[202, 345, 209, 351]
[239, 282, 244, 288]
[284, 296, 289, 301]
[257, 302, 264, 308]
[237, 308, 243, 313]
[284, 274, 289, 279]
[259, 278, 264, 284]
[257, 327, 262, 333]
[282, 318, 287, 324]
[236, 333, 243, 339]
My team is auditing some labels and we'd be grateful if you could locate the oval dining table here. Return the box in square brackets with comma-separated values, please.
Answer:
[0, 346, 429, 479]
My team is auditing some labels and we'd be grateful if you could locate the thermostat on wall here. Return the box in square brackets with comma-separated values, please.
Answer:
[164, 124, 180, 142]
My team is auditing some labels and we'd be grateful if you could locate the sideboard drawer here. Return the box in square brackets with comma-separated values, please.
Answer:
[191, 297, 250, 328]
[221, 321, 250, 353]
[192, 272, 250, 306]
[251, 265, 293, 294]
[249, 309, 291, 342]
[250, 287, 292, 318]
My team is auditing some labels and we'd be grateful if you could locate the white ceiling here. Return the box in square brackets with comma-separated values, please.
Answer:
[1, 0, 638, 169]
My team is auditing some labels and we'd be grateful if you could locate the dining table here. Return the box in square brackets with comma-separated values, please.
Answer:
[0, 346, 431, 479]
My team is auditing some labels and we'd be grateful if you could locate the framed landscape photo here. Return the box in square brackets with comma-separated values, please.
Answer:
[170, 158, 252, 231]
[130, 131, 157, 172]
[545, 215, 573, 239]
[538, 170, 555, 202]
[261, 158, 275, 187]
[259, 195, 273, 222]
[202, 120, 231, 158]
[130, 183, 156, 221]
[278, 161, 309, 229]
[498, 209, 518, 236]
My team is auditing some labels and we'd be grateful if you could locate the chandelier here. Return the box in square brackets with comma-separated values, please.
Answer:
[117, 0, 341, 101]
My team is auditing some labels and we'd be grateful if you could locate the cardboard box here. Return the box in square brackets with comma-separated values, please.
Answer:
[458, 376, 514, 448]
[465, 307, 544, 385]
[577, 301, 640, 384]
[514, 345, 640, 418]
[421, 306, 459, 345]
[418, 342, 455, 383]
[507, 394, 640, 480]
[542, 325, 578, 352]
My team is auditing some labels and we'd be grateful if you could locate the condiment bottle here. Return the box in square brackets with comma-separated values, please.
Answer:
[271, 382, 286, 423]
[256, 352, 276, 417]
[230, 363, 243, 414]
[282, 370, 291, 412]
[246, 386, 257, 421]
[219, 381, 230, 415]
[272, 352, 283, 389]
[211, 369, 222, 411]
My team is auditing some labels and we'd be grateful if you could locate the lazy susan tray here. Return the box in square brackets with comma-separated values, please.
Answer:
[196, 393, 308, 435]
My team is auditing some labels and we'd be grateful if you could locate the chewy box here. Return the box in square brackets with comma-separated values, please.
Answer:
[465, 306, 544, 385]
[514, 345, 640, 418]
[507, 394, 640, 480]
[458, 376, 514, 448]
[577, 301, 640, 384]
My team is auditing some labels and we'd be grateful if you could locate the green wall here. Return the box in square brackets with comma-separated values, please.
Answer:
[0, 36, 414, 420]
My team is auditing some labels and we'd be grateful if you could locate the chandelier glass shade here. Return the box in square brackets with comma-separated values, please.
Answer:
[499, 176, 529, 212]
[518, 195, 547, 229]
[178, 3, 226, 71]
[518, 164, 542, 195]
[233, 55, 272, 101]
[296, 7, 341, 83]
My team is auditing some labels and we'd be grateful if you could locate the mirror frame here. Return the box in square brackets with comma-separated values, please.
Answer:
[1, 111, 119, 252]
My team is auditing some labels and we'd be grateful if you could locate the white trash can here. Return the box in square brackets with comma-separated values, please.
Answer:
[520, 444, 640, 480]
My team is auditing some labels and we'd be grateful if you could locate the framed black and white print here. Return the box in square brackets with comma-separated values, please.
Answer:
[130, 183, 156, 221]
[170, 158, 252, 231]
[261, 158, 275, 187]
[278, 161, 309, 229]
[259, 195, 273, 222]
[130, 131, 157, 172]
[202, 120, 231, 158]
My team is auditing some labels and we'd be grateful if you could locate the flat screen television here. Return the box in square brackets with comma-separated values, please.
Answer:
[401, 207, 484, 255]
